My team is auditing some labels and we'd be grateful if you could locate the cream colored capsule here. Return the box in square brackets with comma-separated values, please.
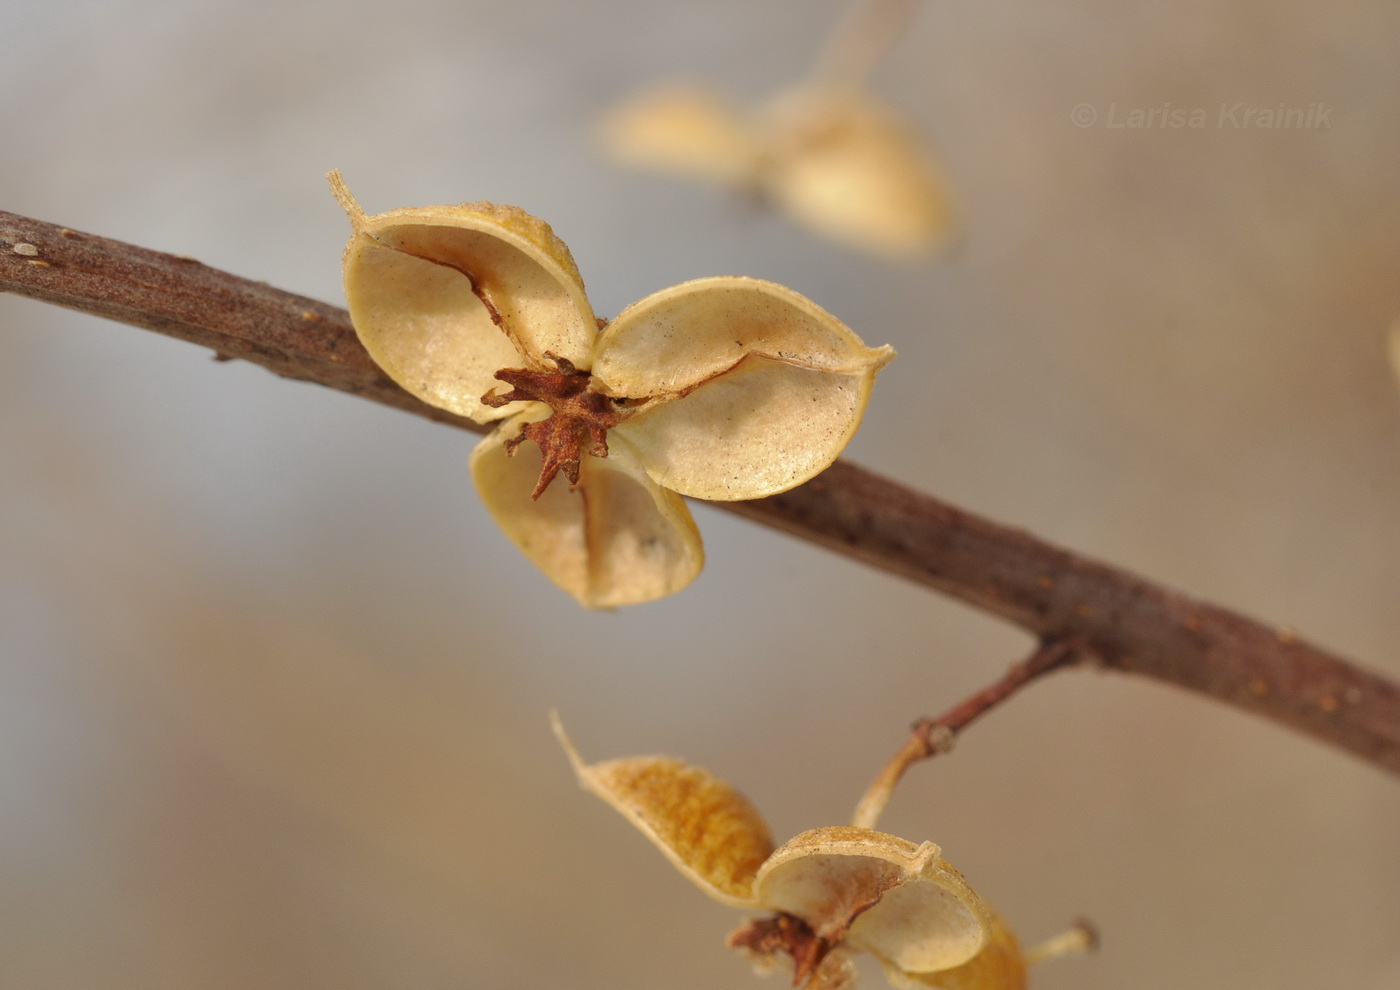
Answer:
[753, 826, 990, 974]
[600, 81, 951, 260]
[332, 172, 893, 607]
[553, 716, 1042, 990]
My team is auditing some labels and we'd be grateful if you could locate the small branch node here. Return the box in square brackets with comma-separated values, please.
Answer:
[914, 721, 956, 757]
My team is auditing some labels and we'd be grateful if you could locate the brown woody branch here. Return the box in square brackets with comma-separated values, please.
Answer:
[3, 209, 1399, 775]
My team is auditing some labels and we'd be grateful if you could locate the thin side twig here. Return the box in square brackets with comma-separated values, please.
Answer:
[3, 210, 1399, 776]
[852, 638, 1081, 829]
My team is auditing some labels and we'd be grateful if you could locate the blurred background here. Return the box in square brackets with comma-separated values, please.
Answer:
[3, 1, 1400, 987]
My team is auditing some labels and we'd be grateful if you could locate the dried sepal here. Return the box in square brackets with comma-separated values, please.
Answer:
[471, 413, 703, 608]
[553, 715, 773, 906]
[485, 354, 630, 499]
[332, 171, 596, 421]
[753, 827, 991, 975]
[731, 929, 860, 990]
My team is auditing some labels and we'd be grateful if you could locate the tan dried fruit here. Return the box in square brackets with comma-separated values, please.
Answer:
[331, 172, 892, 608]
[599, 0, 954, 259]
[554, 716, 1069, 990]
[602, 82, 951, 260]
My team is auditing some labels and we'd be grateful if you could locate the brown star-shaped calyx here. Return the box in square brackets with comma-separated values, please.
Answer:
[727, 913, 835, 989]
[481, 352, 643, 499]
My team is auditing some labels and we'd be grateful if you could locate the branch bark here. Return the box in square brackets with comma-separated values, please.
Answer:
[4, 209, 1399, 775]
